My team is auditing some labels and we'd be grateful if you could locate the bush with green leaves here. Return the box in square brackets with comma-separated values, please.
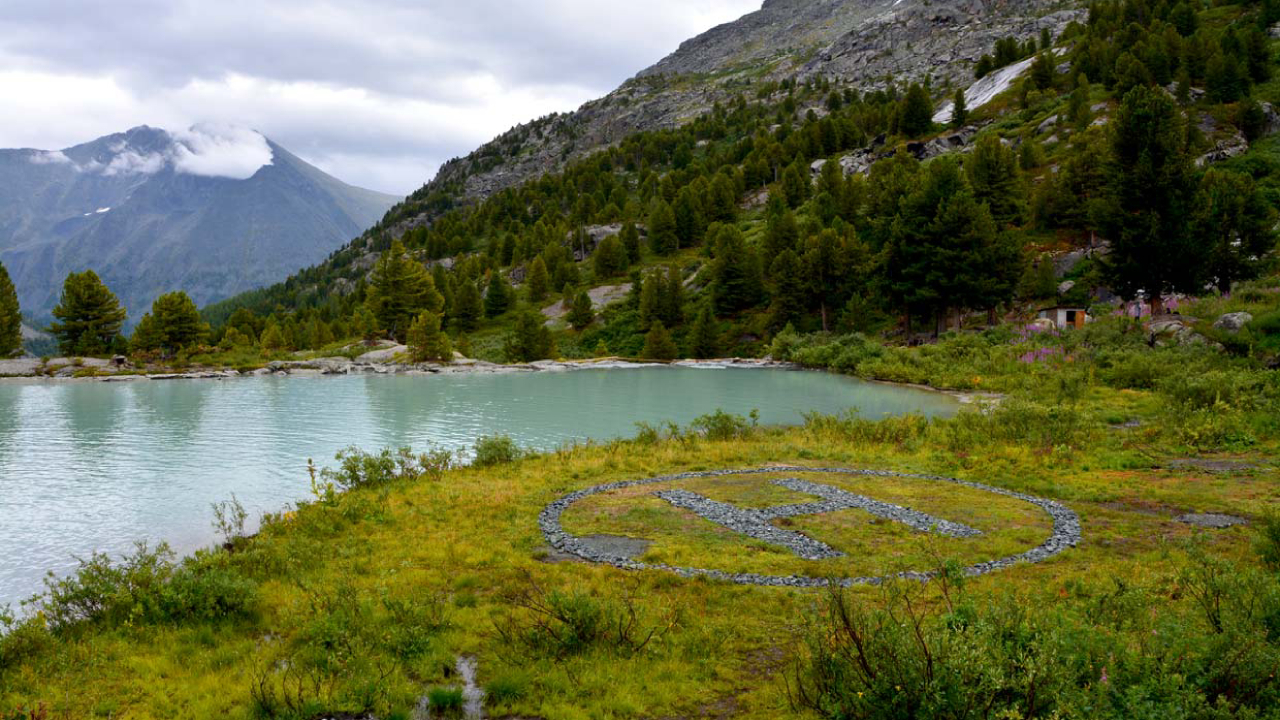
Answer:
[314, 446, 454, 492]
[689, 409, 759, 440]
[471, 435, 523, 467]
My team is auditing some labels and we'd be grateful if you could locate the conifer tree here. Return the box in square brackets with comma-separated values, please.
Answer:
[780, 159, 810, 209]
[660, 265, 685, 327]
[503, 306, 555, 362]
[899, 83, 934, 138]
[768, 249, 807, 329]
[130, 291, 208, 356]
[965, 134, 1025, 227]
[686, 305, 720, 360]
[407, 311, 453, 362]
[592, 235, 629, 278]
[50, 270, 127, 356]
[641, 320, 679, 361]
[525, 256, 550, 304]
[352, 304, 380, 341]
[259, 323, 287, 352]
[709, 226, 764, 315]
[366, 240, 443, 342]
[674, 187, 704, 248]
[451, 280, 483, 332]
[619, 222, 643, 264]
[1099, 86, 1204, 311]
[0, 261, 20, 357]
[951, 88, 968, 128]
[567, 289, 594, 331]
[638, 272, 661, 329]
[1196, 169, 1277, 294]
[1029, 52, 1056, 90]
[484, 271, 513, 318]
[648, 198, 678, 255]
[763, 206, 801, 263]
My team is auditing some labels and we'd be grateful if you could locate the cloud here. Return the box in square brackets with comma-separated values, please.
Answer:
[0, 1, 762, 194]
[28, 150, 71, 165]
[170, 124, 273, 179]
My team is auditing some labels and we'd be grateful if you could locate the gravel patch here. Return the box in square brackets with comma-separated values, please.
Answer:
[1176, 513, 1249, 529]
[540, 466, 1082, 588]
[1167, 459, 1259, 474]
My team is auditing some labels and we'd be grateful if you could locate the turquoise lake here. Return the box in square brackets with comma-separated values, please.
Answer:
[0, 367, 958, 606]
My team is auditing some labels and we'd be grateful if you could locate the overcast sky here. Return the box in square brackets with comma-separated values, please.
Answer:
[0, 0, 760, 195]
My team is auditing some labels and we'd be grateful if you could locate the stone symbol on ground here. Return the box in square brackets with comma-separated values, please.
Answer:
[655, 478, 981, 561]
[539, 466, 1083, 588]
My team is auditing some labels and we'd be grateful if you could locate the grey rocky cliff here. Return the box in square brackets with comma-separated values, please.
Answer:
[419, 0, 1082, 209]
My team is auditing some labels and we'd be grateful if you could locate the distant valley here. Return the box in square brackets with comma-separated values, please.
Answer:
[0, 125, 399, 325]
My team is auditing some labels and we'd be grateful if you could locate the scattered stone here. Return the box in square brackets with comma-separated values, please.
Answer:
[1213, 312, 1253, 332]
[1167, 459, 1259, 474]
[1176, 513, 1248, 529]
[1057, 280, 1076, 295]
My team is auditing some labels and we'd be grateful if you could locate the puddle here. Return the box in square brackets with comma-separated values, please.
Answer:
[416, 656, 485, 719]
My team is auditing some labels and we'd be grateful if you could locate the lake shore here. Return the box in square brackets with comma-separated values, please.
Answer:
[0, 353, 798, 383]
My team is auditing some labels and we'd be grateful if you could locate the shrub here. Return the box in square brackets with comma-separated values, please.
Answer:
[314, 446, 454, 492]
[495, 576, 672, 659]
[1257, 512, 1280, 573]
[472, 435, 523, 467]
[0, 610, 52, 673]
[426, 687, 465, 714]
[689, 409, 759, 440]
[484, 671, 530, 705]
[211, 494, 248, 547]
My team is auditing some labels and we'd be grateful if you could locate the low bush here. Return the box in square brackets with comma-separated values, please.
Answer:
[316, 446, 454, 492]
[495, 575, 673, 660]
[484, 670, 530, 705]
[689, 409, 758, 440]
[472, 435, 523, 467]
[426, 687, 464, 714]
[791, 547, 1280, 720]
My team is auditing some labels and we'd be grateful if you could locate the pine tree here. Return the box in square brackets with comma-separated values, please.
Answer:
[619, 222, 642, 264]
[1196, 169, 1277, 294]
[366, 240, 443, 342]
[641, 321, 679, 361]
[130, 291, 208, 356]
[503, 306, 555, 362]
[648, 199, 678, 255]
[899, 83, 934, 138]
[407, 311, 453, 362]
[526, 256, 550, 304]
[484, 271, 513, 318]
[768, 249, 807, 329]
[592, 235, 629, 278]
[259, 323, 287, 352]
[951, 88, 968, 128]
[49, 270, 127, 357]
[686, 305, 720, 359]
[965, 134, 1025, 227]
[710, 226, 764, 315]
[780, 159, 810, 209]
[638, 272, 661, 329]
[0, 261, 20, 357]
[660, 265, 685, 327]
[567, 289, 594, 331]
[674, 187, 704, 248]
[1099, 86, 1204, 311]
[763, 206, 800, 266]
[451, 280, 483, 331]
[1029, 52, 1056, 91]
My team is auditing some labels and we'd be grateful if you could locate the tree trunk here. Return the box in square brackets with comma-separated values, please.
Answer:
[820, 303, 829, 333]
[1151, 294, 1165, 317]
[987, 307, 998, 327]
[905, 310, 913, 345]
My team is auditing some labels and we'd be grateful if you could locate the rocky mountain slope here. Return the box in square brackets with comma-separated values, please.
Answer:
[417, 0, 1080, 208]
[0, 125, 398, 322]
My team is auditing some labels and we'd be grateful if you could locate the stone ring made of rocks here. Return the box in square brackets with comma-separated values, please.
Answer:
[539, 466, 1083, 588]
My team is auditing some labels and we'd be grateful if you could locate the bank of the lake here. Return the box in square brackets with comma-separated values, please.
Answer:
[0, 365, 957, 608]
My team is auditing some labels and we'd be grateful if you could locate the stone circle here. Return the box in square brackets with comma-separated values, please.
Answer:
[539, 466, 1082, 587]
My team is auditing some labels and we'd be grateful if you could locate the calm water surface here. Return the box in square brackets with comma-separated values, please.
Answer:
[0, 367, 957, 606]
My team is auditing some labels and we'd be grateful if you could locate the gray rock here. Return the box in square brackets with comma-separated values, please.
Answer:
[1213, 312, 1253, 332]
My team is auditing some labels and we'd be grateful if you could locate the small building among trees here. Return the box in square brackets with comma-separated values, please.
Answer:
[1036, 306, 1091, 329]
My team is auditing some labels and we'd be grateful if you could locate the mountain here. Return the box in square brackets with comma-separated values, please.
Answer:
[414, 0, 1080, 208]
[0, 125, 399, 322]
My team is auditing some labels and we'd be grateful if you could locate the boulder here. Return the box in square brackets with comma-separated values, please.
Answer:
[1213, 312, 1253, 332]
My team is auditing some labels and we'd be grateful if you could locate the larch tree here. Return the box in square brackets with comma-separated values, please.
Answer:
[130, 291, 208, 356]
[366, 240, 443, 342]
[407, 311, 453, 362]
[0, 261, 20, 357]
[50, 270, 127, 356]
